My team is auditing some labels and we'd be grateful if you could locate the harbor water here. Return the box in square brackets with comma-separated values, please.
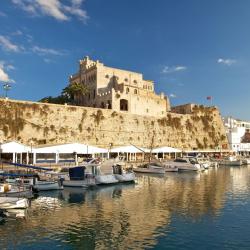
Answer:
[1, 166, 250, 249]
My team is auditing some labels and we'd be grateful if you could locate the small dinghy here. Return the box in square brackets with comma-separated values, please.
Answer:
[0, 197, 29, 209]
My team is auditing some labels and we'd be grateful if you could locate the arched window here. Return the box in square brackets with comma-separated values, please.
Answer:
[134, 89, 138, 94]
[120, 99, 128, 111]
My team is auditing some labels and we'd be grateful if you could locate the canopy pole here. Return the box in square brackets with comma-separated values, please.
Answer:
[33, 153, 37, 165]
[12, 153, 15, 163]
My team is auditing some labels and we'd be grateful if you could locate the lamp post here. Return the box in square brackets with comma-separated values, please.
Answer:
[3, 83, 11, 98]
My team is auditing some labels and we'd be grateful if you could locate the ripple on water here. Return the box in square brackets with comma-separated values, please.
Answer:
[1, 167, 250, 249]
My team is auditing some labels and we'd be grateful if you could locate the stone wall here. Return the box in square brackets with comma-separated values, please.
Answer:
[0, 98, 228, 150]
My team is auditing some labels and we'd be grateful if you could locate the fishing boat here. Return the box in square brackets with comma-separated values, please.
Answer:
[0, 197, 29, 209]
[164, 158, 202, 171]
[133, 163, 165, 174]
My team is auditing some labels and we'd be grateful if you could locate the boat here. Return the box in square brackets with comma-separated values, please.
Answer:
[0, 183, 33, 198]
[93, 159, 120, 185]
[164, 158, 202, 171]
[219, 156, 243, 166]
[0, 197, 29, 209]
[242, 158, 250, 165]
[63, 166, 96, 188]
[133, 163, 165, 174]
[112, 164, 135, 182]
[195, 157, 212, 169]
[110, 156, 135, 182]
[33, 180, 63, 192]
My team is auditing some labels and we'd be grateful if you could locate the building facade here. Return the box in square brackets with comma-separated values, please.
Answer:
[69, 56, 170, 117]
[223, 116, 250, 152]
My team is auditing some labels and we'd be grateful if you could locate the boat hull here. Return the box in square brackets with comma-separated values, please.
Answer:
[220, 160, 243, 166]
[0, 197, 29, 209]
[133, 168, 165, 174]
[0, 190, 33, 199]
[95, 175, 119, 185]
[63, 179, 96, 187]
[33, 181, 63, 191]
[114, 172, 135, 182]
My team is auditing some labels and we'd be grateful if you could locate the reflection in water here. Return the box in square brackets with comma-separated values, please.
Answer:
[1, 167, 250, 249]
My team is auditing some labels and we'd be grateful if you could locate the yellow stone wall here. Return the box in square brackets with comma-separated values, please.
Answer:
[0, 98, 228, 150]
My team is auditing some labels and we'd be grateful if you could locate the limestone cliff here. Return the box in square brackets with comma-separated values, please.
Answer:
[0, 98, 228, 150]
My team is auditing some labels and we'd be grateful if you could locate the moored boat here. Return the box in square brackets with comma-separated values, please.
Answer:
[164, 158, 202, 171]
[33, 180, 63, 192]
[133, 163, 165, 174]
[63, 166, 96, 188]
[0, 184, 33, 198]
[112, 163, 136, 182]
[219, 156, 243, 166]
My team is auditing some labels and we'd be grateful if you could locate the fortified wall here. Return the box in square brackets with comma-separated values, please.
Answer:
[0, 99, 228, 150]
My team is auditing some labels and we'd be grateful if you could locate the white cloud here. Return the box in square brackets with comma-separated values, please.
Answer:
[43, 58, 54, 63]
[0, 35, 21, 52]
[0, 62, 15, 83]
[11, 0, 88, 22]
[169, 93, 177, 98]
[0, 11, 7, 17]
[32, 45, 65, 56]
[217, 58, 236, 66]
[11, 30, 23, 36]
[162, 65, 187, 74]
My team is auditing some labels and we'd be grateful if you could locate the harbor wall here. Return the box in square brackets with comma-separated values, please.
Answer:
[0, 98, 228, 150]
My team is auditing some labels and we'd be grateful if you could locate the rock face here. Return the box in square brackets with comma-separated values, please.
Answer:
[0, 99, 228, 150]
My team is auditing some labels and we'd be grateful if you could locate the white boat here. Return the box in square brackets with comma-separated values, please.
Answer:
[0, 197, 29, 209]
[93, 158, 121, 185]
[243, 158, 250, 165]
[219, 156, 243, 166]
[33, 180, 63, 191]
[112, 162, 136, 182]
[95, 174, 119, 184]
[196, 157, 212, 169]
[164, 158, 202, 171]
[133, 163, 165, 174]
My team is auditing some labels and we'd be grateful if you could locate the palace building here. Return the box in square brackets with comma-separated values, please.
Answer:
[69, 56, 170, 117]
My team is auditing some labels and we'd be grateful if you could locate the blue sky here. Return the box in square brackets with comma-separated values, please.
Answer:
[0, 0, 250, 120]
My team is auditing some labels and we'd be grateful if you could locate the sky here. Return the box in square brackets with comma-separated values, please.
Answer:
[0, 0, 250, 120]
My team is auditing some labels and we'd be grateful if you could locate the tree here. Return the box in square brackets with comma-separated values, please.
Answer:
[62, 82, 89, 101]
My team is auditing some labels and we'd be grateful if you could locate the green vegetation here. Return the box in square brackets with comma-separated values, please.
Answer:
[39, 82, 89, 105]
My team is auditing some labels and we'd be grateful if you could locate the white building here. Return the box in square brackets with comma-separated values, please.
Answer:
[223, 116, 250, 153]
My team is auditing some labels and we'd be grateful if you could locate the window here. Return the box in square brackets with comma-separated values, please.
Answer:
[134, 89, 138, 94]
[126, 87, 129, 94]
[120, 99, 128, 111]
[107, 100, 112, 109]
[105, 74, 109, 78]
[133, 80, 137, 83]
[125, 78, 128, 82]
